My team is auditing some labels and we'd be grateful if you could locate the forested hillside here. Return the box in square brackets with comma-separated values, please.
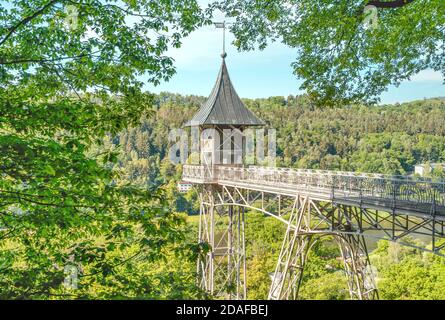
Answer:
[116, 93, 445, 190]
[249, 96, 445, 174]
[105, 94, 445, 300]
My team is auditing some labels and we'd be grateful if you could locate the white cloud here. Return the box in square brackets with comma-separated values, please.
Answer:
[410, 69, 444, 82]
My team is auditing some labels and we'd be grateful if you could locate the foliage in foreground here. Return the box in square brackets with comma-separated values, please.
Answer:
[216, 0, 445, 106]
[0, 0, 207, 299]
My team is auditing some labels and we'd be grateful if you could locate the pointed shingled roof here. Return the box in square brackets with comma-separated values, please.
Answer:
[184, 58, 265, 127]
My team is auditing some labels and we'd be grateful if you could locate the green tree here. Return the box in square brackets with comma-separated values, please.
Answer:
[0, 0, 207, 299]
[370, 239, 445, 300]
[216, 0, 444, 106]
[299, 272, 348, 300]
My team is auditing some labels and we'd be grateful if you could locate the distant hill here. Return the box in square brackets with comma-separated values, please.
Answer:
[116, 93, 445, 188]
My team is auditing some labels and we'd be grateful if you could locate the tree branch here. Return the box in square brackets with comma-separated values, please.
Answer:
[0, 52, 99, 65]
[367, 0, 416, 8]
[0, 0, 59, 47]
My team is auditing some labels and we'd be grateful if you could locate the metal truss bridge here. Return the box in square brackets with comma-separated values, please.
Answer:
[183, 164, 445, 300]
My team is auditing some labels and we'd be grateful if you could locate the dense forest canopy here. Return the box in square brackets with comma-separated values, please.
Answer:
[215, 0, 445, 106]
[119, 94, 445, 196]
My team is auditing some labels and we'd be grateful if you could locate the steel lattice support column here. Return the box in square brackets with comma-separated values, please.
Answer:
[335, 234, 378, 300]
[268, 195, 314, 300]
[330, 204, 379, 300]
[268, 197, 379, 300]
[197, 186, 215, 293]
[197, 185, 246, 299]
[226, 205, 247, 299]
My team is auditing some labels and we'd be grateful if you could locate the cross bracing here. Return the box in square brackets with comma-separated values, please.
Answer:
[185, 165, 445, 300]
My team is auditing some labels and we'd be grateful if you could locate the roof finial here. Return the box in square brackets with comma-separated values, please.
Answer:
[214, 21, 227, 59]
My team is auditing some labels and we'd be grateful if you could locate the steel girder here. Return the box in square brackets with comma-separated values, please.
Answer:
[196, 184, 445, 300]
[197, 185, 246, 299]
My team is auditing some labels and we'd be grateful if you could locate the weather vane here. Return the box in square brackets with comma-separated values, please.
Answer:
[214, 21, 231, 59]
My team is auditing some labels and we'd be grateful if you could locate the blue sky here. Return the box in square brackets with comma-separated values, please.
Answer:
[146, 10, 444, 105]
[2, 1, 442, 104]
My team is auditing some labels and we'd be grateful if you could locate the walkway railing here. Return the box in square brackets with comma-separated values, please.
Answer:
[183, 165, 445, 214]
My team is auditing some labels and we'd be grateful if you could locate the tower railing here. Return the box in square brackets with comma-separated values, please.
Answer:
[182, 164, 445, 214]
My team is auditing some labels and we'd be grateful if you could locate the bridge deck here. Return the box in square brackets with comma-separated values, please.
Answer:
[183, 165, 445, 220]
